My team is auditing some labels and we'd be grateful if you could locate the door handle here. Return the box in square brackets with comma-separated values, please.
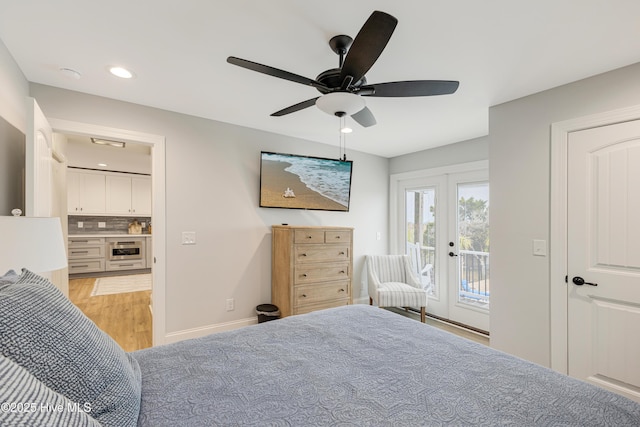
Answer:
[449, 252, 458, 257]
[572, 276, 597, 286]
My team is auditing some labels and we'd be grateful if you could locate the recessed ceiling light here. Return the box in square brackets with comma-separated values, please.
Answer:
[109, 66, 134, 79]
[59, 67, 82, 80]
[97, 163, 108, 167]
[340, 127, 353, 134]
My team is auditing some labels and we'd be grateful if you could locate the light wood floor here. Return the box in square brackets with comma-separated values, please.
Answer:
[69, 277, 152, 352]
[386, 307, 490, 346]
[69, 278, 486, 350]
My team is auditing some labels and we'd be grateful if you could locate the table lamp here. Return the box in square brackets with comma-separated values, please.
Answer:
[0, 210, 67, 274]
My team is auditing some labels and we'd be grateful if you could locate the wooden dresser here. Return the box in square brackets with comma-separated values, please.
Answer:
[271, 225, 353, 317]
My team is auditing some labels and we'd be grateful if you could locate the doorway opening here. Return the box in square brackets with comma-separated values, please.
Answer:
[48, 118, 166, 348]
[63, 134, 152, 351]
[391, 161, 489, 333]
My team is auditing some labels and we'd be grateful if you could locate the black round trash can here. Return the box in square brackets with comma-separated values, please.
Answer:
[256, 304, 280, 323]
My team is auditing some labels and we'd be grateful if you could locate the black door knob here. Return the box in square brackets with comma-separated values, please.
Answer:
[572, 276, 598, 286]
[449, 252, 458, 257]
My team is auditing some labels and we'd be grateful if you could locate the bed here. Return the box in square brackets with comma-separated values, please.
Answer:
[1, 270, 640, 426]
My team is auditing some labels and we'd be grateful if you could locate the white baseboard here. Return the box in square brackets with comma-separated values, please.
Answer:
[354, 296, 369, 305]
[163, 316, 257, 344]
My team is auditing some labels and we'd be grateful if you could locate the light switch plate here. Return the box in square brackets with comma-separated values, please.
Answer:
[77, 221, 83, 228]
[182, 231, 196, 245]
[533, 239, 546, 256]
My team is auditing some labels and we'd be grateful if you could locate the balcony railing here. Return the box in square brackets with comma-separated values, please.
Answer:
[459, 250, 490, 306]
[407, 243, 490, 306]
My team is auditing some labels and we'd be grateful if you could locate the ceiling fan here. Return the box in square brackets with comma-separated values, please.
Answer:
[227, 10, 459, 128]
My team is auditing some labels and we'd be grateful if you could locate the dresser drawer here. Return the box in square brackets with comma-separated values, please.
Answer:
[294, 298, 350, 315]
[294, 245, 350, 263]
[294, 281, 350, 306]
[294, 229, 325, 244]
[324, 230, 351, 243]
[294, 262, 350, 284]
[68, 245, 105, 259]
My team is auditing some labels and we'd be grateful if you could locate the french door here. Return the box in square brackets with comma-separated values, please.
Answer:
[392, 163, 489, 332]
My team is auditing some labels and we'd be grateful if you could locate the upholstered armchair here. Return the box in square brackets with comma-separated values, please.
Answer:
[366, 254, 428, 322]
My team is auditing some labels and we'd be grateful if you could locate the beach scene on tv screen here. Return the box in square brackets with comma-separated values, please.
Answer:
[260, 153, 352, 211]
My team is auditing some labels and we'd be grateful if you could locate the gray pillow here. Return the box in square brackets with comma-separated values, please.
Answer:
[0, 269, 19, 288]
[0, 270, 141, 427]
[0, 355, 101, 426]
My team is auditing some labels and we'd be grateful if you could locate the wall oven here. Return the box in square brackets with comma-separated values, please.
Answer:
[107, 239, 144, 261]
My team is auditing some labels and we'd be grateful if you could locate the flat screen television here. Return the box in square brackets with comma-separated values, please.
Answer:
[260, 151, 353, 212]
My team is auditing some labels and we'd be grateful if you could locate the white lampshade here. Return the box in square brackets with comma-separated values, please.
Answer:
[316, 92, 366, 116]
[0, 216, 67, 274]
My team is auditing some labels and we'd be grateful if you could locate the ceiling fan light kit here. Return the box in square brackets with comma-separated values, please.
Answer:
[227, 10, 459, 128]
[315, 92, 365, 116]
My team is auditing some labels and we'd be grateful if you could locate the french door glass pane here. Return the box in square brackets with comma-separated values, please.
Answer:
[405, 188, 437, 297]
[457, 182, 490, 309]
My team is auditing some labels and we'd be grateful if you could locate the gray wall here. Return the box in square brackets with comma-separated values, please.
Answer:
[390, 136, 488, 174]
[489, 62, 640, 366]
[28, 83, 389, 335]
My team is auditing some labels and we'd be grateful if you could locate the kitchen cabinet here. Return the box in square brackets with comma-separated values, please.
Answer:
[67, 171, 106, 214]
[68, 236, 106, 274]
[271, 225, 353, 317]
[106, 175, 151, 216]
[67, 168, 151, 216]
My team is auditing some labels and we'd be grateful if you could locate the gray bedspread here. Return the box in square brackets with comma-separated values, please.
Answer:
[132, 305, 640, 426]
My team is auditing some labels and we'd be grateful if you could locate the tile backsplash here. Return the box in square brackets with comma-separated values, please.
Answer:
[68, 215, 152, 234]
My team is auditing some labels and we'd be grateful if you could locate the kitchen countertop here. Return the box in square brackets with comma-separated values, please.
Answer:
[68, 233, 152, 238]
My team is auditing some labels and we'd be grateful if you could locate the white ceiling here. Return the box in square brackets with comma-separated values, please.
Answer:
[1, 1, 640, 158]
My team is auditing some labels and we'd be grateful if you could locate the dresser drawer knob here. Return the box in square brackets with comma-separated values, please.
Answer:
[335, 236, 341, 239]
[302, 273, 307, 277]
[339, 288, 345, 292]
[340, 270, 345, 274]
[301, 253, 307, 256]
[302, 294, 307, 298]
[339, 251, 345, 255]
[306, 235, 312, 239]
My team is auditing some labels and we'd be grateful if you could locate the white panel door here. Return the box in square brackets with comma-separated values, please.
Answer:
[567, 120, 640, 402]
[25, 98, 52, 217]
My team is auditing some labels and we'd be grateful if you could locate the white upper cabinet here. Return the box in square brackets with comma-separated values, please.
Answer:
[131, 177, 152, 216]
[68, 169, 151, 216]
[67, 170, 106, 214]
[106, 175, 132, 214]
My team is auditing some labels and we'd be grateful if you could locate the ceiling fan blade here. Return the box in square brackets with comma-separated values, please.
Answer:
[227, 56, 328, 91]
[351, 107, 377, 127]
[271, 97, 320, 117]
[340, 11, 398, 89]
[360, 80, 460, 97]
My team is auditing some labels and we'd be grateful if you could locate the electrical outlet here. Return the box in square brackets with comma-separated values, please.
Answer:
[376, 231, 381, 241]
[226, 298, 234, 311]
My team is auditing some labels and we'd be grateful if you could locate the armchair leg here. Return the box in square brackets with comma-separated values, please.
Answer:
[420, 307, 426, 323]
[369, 297, 373, 305]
